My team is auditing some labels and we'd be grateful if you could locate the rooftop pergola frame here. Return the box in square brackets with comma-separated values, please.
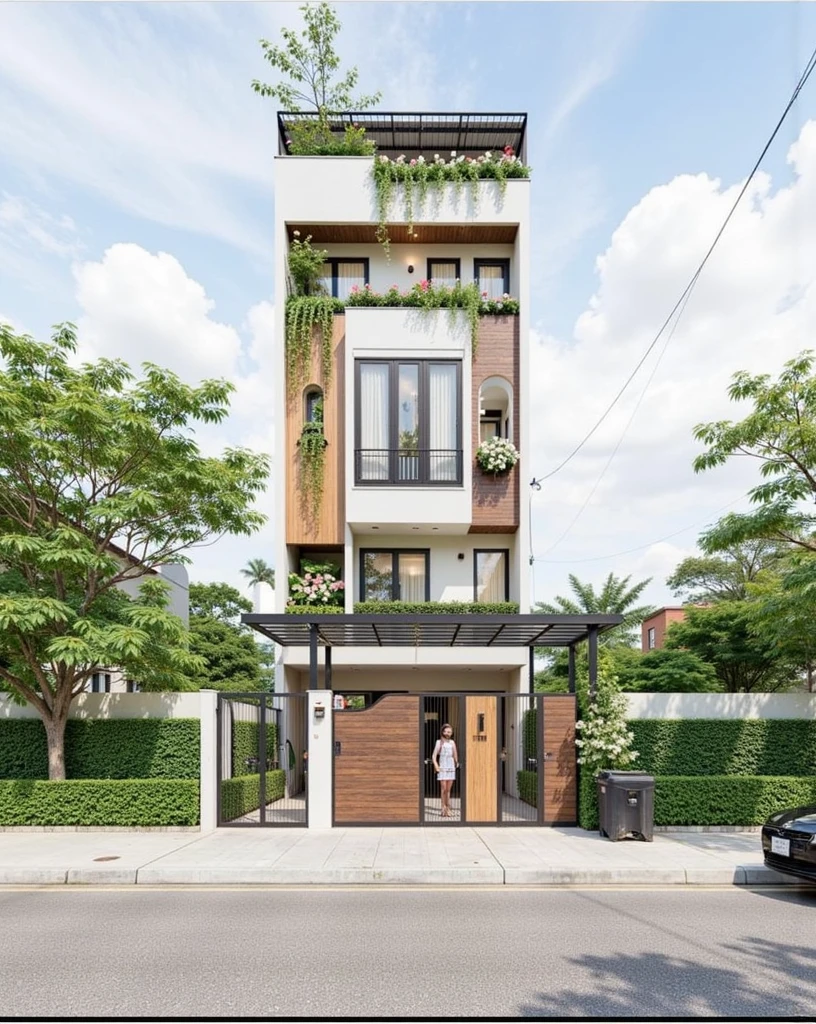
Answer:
[242, 613, 623, 697]
[277, 111, 528, 162]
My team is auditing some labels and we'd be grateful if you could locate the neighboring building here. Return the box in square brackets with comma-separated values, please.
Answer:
[641, 607, 688, 652]
[272, 111, 531, 698]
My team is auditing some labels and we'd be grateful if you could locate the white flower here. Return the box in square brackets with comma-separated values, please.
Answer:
[451, 150, 457, 157]
[417, 155, 425, 164]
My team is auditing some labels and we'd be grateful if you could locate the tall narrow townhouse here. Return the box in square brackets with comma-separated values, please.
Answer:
[274, 112, 531, 699]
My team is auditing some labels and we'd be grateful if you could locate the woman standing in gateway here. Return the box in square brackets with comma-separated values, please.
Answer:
[432, 723, 459, 818]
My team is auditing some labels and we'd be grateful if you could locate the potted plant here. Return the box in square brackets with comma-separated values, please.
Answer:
[475, 436, 519, 476]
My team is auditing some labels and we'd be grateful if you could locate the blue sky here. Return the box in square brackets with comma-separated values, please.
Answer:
[1, 1, 815, 609]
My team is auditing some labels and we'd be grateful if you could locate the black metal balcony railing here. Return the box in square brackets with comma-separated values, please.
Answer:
[355, 449, 463, 486]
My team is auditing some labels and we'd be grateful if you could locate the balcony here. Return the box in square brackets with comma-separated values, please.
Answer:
[355, 448, 463, 487]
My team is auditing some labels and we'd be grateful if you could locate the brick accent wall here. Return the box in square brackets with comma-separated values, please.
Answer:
[470, 316, 520, 533]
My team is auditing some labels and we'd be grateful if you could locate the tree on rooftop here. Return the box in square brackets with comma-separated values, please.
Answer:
[0, 322, 270, 779]
[252, 1, 381, 112]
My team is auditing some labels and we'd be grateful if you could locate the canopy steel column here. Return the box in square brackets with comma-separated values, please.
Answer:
[528, 646, 535, 694]
[309, 624, 319, 690]
[325, 644, 332, 691]
[568, 645, 576, 694]
[588, 626, 599, 700]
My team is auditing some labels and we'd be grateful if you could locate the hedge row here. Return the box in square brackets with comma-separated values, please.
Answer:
[629, 719, 816, 777]
[517, 770, 537, 807]
[578, 773, 816, 830]
[0, 720, 200, 780]
[231, 721, 279, 778]
[353, 601, 520, 615]
[220, 770, 286, 822]
[0, 779, 200, 826]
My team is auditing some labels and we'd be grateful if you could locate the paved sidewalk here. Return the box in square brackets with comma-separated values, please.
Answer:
[0, 826, 806, 886]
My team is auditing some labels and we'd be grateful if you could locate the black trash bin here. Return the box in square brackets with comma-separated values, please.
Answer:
[596, 770, 654, 842]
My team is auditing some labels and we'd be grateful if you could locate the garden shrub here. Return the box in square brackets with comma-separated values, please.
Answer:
[517, 769, 537, 807]
[220, 770, 286, 821]
[653, 775, 816, 826]
[0, 719, 200, 780]
[353, 601, 519, 615]
[231, 720, 279, 777]
[0, 779, 199, 826]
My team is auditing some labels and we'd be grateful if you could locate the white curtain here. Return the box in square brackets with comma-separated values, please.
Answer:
[399, 554, 426, 602]
[430, 261, 458, 285]
[428, 364, 457, 481]
[476, 552, 506, 602]
[478, 265, 505, 300]
[336, 261, 366, 300]
[359, 364, 389, 480]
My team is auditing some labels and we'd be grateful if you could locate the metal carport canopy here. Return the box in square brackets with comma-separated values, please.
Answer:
[242, 613, 623, 648]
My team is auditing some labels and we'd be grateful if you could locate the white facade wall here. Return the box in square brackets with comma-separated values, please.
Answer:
[0, 692, 204, 720]
[282, 646, 527, 674]
[626, 692, 816, 720]
[292, 667, 526, 694]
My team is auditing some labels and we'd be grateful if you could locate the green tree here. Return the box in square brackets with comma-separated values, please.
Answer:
[252, 2, 381, 112]
[664, 602, 794, 693]
[693, 351, 816, 555]
[240, 558, 275, 590]
[612, 648, 720, 693]
[667, 541, 784, 603]
[0, 323, 269, 778]
[537, 572, 656, 648]
[190, 581, 252, 624]
[188, 616, 263, 692]
[748, 556, 816, 692]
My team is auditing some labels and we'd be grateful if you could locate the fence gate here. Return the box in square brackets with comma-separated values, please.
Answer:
[217, 693, 308, 827]
[333, 692, 578, 827]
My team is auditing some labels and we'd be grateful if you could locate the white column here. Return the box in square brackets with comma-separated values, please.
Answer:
[307, 689, 334, 828]
[199, 689, 218, 832]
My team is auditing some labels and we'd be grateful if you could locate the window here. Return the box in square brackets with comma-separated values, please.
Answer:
[360, 549, 430, 602]
[91, 673, 111, 694]
[427, 259, 461, 286]
[318, 258, 369, 299]
[126, 680, 138, 693]
[480, 409, 503, 443]
[474, 550, 509, 603]
[355, 360, 462, 485]
[647, 627, 656, 650]
[474, 259, 510, 300]
[304, 386, 323, 424]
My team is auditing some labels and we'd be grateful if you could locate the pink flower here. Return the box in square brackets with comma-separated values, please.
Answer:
[365, 283, 372, 290]
[482, 291, 488, 298]
[503, 145, 514, 156]
[350, 284, 359, 294]
[410, 159, 417, 166]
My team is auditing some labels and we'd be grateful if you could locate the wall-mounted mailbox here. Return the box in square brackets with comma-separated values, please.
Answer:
[313, 703, 325, 720]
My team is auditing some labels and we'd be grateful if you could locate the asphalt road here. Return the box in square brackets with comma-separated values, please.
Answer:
[2, 886, 815, 1018]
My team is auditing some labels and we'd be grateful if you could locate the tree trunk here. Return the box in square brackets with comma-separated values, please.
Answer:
[43, 710, 69, 781]
[808, 662, 815, 694]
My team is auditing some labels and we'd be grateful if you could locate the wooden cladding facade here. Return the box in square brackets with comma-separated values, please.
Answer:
[465, 696, 498, 823]
[470, 316, 520, 533]
[285, 316, 346, 546]
[333, 695, 420, 824]
[542, 695, 578, 824]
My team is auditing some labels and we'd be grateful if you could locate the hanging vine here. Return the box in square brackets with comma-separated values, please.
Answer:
[298, 404, 327, 524]
[285, 296, 340, 399]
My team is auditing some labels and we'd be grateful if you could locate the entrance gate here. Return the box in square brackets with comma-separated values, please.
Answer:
[333, 693, 577, 826]
[217, 693, 308, 827]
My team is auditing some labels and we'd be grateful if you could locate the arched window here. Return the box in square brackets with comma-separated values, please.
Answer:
[304, 385, 324, 425]
[478, 376, 513, 443]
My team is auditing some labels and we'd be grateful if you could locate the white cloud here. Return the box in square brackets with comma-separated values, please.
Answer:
[73, 244, 276, 594]
[530, 120, 816, 611]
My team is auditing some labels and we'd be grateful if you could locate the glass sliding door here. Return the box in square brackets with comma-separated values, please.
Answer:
[358, 362, 389, 481]
[428, 363, 458, 481]
[397, 363, 420, 482]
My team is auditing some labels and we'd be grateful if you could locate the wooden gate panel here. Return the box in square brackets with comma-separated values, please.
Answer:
[334, 695, 419, 824]
[543, 695, 577, 824]
[465, 695, 498, 823]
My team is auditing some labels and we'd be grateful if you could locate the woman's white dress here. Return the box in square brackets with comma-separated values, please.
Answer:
[434, 738, 456, 781]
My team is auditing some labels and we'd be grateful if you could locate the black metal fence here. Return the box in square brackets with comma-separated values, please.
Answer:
[216, 693, 308, 827]
[355, 449, 463, 485]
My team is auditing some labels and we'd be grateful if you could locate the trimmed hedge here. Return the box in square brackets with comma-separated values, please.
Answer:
[354, 601, 520, 615]
[231, 721, 278, 777]
[0, 719, 200, 780]
[220, 770, 286, 821]
[517, 770, 537, 807]
[0, 779, 200, 826]
[284, 605, 344, 614]
[630, 719, 816, 777]
[578, 773, 816, 830]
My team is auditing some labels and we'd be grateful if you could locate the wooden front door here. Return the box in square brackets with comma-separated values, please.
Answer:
[464, 695, 498, 823]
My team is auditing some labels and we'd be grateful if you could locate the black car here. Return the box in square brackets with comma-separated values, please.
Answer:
[762, 805, 816, 882]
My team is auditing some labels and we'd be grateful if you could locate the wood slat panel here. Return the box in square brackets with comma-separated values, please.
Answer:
[543, 696, 577, 823]
[465, 695, 497, 822]
[285, 317, 345, 545]
[334, 695, 420, 824]
[288, 224, 518, 245]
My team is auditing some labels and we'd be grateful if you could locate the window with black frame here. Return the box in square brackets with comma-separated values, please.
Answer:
[474, 550, 509, 603]
[361, 550, 430, 602]
[474, 259, 510, 300]
[318, 258, 369, 299]
[355, 359, 462, 485]
[427, 258, 461, 286]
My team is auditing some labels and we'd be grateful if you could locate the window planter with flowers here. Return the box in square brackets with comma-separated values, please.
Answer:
[345, 279, 519, 357]
[287, 560, 345, 609]
[372, 147, 532, 258]
[475, 436, 519, 476]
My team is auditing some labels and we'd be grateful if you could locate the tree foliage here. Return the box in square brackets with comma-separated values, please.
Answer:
[252, 2, 381, 112]
[0, 322, 269, 777]
[536, 572, 656, 648]
[612, 648, 720, 693]
[694, 351, 816, 554]
[748, 556, 816, 691]
[189, 581, 252, 626]
[188, 615, 263, 693]
[666, 541, 784, 603]
[241, 558, 275, 590]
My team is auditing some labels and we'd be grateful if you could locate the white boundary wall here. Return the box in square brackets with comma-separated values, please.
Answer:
[0, 693, 203, 719]
[626, 692, 816, 720]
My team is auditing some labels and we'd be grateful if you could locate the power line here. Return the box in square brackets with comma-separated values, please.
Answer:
[535, 491, 751, 565]
[531, 41, 816, 487]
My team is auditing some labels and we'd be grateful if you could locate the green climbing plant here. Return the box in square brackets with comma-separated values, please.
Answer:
[285, 296, 342, 398]
[298, 401, 327, 524]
